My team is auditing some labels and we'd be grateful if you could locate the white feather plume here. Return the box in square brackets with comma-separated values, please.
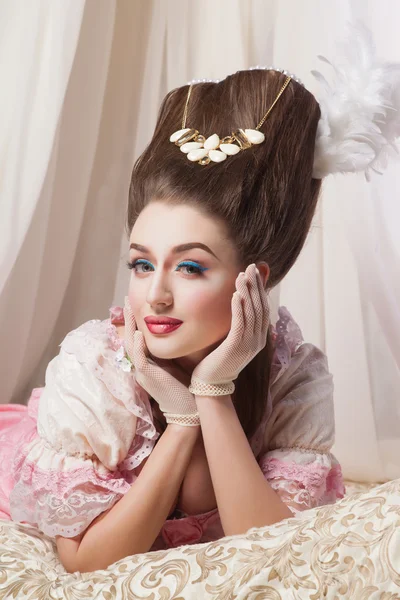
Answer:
[312, 21, 400, 180]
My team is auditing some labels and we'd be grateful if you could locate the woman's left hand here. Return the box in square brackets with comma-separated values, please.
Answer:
[190, 263, 270, 395]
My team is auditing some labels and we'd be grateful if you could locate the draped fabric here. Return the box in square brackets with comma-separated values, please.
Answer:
[1, 0, 399, 482]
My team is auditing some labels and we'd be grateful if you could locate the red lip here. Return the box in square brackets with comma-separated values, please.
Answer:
[145, 322, 182, 335]
[144, 316, 183, 324]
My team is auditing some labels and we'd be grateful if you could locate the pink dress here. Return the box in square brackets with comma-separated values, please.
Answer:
[0, 306, 345, 551]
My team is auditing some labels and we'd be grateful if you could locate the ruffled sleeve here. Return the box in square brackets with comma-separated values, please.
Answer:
[9, 317, 159, 539]
[258, 307, 345, 515]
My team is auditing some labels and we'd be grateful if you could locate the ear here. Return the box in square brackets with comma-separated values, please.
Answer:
[255, 262, 270, 289]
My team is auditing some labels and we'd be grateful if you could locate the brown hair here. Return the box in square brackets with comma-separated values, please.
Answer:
[126, 69, 322, 441]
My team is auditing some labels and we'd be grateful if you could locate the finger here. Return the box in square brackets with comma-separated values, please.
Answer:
[123, 296, 137, 357]
[227, 288, 246, 350]
[237, 271, 255, 336]
[124, 295, 132, 315]
[133, 330, 148, 371]
[246, 264, 262, 336]
[124, 295, 132, 312]
[254, 267, 270, 334]
[255, 267, 271, 334]
[124, 297, 137, 326]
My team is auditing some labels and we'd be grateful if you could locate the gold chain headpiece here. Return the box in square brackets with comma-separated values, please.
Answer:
[169, 73, 292, 165]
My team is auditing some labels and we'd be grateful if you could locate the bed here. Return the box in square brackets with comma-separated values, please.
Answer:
[1, 478, 399, 599]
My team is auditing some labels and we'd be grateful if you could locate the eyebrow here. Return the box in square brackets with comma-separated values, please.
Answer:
[129, 242, 220, 261]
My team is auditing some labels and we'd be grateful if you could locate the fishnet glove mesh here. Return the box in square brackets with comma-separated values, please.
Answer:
[123, 297, 199, 426]
[123, 296, 136, 367]
[189, 265, 270, 396]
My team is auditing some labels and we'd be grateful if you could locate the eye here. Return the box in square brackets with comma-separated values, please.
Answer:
[126, 259, 154, 273]
[126, 259, 208, 276]
[177, 261, 208, 276]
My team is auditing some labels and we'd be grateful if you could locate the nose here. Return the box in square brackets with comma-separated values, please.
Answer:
[146, 271, 173, 308]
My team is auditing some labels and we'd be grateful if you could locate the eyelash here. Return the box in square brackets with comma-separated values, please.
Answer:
[126, 259, 208, 277]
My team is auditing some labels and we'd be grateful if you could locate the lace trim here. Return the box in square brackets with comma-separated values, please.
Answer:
[267, 444, 334, 456]
[268, 467, 346, 515]
[270, 306, 305, 384]
[269, 478, 318, 514]
[189, 379, 235, 396]
[106, 323, 125, 352]
[59, 318, 158, 471]
[259, 453, 346, 510]
[9, 312, 158, 539]
[10, 440, 130, 538]
[165, 413, 201, 426]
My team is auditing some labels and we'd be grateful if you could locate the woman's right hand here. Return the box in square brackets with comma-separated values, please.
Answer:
[123, 296, 200, 427]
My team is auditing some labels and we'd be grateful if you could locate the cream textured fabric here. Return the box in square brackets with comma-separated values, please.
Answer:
[123, 297, 200, 426]
[2, 480, 400, 597]
[189, 265, 270, 396]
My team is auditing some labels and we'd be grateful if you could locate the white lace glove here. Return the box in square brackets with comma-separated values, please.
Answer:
[188, 264, 270, 396]
[123, 297, 200, 427]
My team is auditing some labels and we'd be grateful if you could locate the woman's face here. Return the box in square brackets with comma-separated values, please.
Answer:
[127, 201, 244, 372]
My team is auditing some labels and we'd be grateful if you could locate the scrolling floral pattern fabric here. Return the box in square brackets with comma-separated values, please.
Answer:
[0, 480, 399, 598]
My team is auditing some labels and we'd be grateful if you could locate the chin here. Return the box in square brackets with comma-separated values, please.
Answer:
[144, 335, 205, 361]
[146, 337, 224, 364]
[149, 348, 183, 360]
[144, 340, 194, 360]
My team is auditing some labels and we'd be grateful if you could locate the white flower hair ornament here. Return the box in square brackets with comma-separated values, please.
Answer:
[169, 71, 295, 165]
[169, 21, 400, 180]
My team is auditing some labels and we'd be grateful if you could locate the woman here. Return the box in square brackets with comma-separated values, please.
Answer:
[2, 25, 399, 571]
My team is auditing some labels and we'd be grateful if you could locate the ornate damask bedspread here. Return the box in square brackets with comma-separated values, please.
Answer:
[0, 479, 399, 599]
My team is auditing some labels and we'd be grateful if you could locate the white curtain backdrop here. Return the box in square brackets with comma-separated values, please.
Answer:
[1, 0, 399, 484]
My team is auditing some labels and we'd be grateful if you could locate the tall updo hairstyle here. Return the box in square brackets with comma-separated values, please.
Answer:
[127, 69, 322, 440]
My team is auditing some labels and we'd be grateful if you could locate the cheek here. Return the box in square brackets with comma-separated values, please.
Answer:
[182, 283, 234, 330]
